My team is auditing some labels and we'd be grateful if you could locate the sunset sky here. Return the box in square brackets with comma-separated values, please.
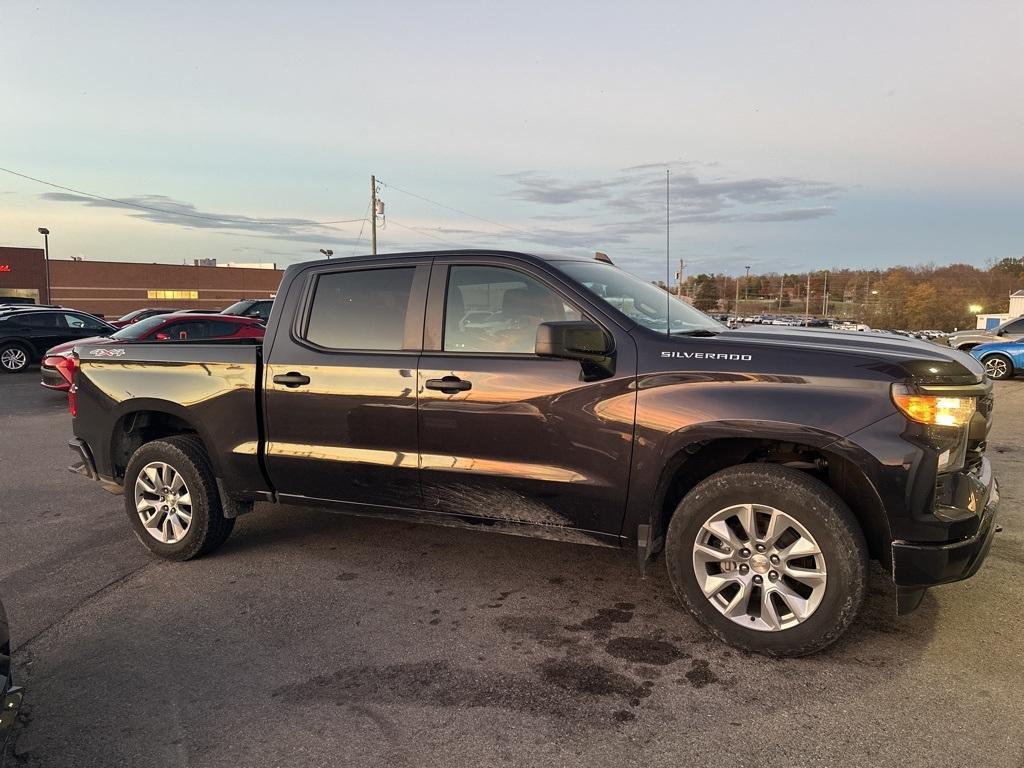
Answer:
[2, 0, 1021, 280]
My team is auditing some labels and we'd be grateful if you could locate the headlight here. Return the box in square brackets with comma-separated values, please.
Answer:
[891, 385, 977, 427]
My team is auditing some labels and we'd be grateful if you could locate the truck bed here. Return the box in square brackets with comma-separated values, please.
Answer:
[72, 340, 269, 499]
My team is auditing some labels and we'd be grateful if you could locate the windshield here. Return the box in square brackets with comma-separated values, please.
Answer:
[110, 314, 170, 340]
[559, 261, 724, 334]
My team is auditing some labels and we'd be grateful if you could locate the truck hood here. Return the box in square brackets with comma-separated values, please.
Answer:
[718, 326, 984, 385]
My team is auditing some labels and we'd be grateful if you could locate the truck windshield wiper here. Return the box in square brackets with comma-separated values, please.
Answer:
[670, 329, 720, 337]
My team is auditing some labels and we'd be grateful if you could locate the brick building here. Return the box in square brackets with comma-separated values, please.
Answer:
[0, 246, 282, 318]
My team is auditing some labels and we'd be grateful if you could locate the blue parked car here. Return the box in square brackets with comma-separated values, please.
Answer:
[970, 338, 1024, 380]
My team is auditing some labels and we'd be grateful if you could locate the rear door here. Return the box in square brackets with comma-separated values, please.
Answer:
[262, 258, 429, 509]
[416, 257, 637, 539]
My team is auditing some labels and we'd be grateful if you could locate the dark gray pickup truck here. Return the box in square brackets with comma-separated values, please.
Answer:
[66, 250, 999, 656]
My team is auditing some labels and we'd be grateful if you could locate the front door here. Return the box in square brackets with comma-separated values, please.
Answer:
[417, 261, 637, 539]
[263, 260, 429, 509]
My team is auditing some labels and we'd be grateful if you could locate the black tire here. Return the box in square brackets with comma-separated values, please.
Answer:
[981, 354, 1014, 380]
[0, 342, 31, 373]
[123, 435, 235, 560]
[665, 464, 868, 657]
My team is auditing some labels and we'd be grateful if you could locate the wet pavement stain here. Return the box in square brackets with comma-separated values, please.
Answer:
[336, 572, 358, 581]
[272, 659, 648, 722]
[538, 659, 650, 700]
[605, 637, 685, 666]
[566, 606, 635, 632]
[496, 615, 579, 648]
[682, 659, 720, 689]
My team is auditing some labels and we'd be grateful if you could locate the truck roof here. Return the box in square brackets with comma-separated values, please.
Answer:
[293, 249, 599, 270]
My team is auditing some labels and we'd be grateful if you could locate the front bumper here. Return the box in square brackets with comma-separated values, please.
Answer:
[891, 459, 999, 607]
[0, 679, 23, 733]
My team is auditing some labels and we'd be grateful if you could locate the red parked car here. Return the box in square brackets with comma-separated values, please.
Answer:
[107, 307, 184, 329]
[40, 312, 264, 391]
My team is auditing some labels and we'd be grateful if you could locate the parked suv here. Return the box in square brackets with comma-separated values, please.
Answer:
[0, 308, 114, 372]
[67, 250, 998, 656]
[947, 316, 1024, 351]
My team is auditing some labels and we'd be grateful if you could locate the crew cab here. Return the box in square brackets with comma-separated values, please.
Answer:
[66, 250, 1000, 656]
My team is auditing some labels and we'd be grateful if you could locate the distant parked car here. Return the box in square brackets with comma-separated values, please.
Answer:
[0, 595, 24, 746]
[969, 338, 1024, 380]
[222, 298, 274, 322]
[109, 307, 183, 329]
[40, 312, 266, 391]
[946, 316, 1024, 352]
[0, 308, 114, 373]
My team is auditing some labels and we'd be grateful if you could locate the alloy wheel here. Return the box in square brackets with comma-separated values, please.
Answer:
[984, 357, 1009, 380]
[692, 503, 827, 632]
[1, 348, 27, 371]
[134, 461, 193, 544]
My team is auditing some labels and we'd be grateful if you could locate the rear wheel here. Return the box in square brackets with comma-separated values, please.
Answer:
[124, 435, 234, 560]
[0, 343, 30, 373]
[665, 464, 867, 656]
[982, 354, 1013, 380]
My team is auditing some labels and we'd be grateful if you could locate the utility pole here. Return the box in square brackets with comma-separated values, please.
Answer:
[370, 175, 378, 255]
[37, 228, 50, 303]
[804, 272, 811, 325]
[744, 265, 751, 300]
[676, 258, 684, 298]
[822, 270, 829, 315]
[734, 274, 741, 314]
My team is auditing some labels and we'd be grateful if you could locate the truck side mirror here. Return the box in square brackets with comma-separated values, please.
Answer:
[535, 321, 614, 380]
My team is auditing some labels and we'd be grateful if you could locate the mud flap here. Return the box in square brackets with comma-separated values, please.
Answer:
[636, 524, 664, 577]
[896, 586, 927, 615]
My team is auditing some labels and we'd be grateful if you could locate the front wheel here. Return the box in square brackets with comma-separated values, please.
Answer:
[124, 435, 235, 560]
[665, 464, 868, 657]
[982, 354, 1014, 380]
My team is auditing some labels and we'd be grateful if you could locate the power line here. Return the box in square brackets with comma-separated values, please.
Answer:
[0, 165, 365, 228]
[387, 218, 467, 247]
[352, 199, 372, 257]
[378, 178, 533, 238]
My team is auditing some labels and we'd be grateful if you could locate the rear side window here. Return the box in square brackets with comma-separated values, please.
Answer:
[207, 320, 244, 336]
[305, 268, 415, 351]
[13, 312, 63, 328]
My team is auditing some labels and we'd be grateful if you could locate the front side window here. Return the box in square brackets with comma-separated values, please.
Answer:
[159, 321, 207, 340]
[1001, 319, 1024, 334]
[443, 266, 582, 354]
[63, 313, 106, 330]
[558, 261, 724, 335]
[305, 268, 415, 351]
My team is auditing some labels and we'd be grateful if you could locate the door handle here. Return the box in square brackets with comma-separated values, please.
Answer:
[425, 376, 472, 394]
[273, 371, 310, 388]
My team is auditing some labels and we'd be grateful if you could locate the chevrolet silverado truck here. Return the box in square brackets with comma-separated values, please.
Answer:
[66, 250, 1000, 656]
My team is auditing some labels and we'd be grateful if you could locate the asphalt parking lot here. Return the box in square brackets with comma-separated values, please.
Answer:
[1, 371, 1022, 768]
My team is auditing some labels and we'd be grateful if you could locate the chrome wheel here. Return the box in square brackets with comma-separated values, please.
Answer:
[134, 461, 193, 544]
[984, 356, 1010, 380]
[692, 503, 827, 632]
[1, 347, 28, 371]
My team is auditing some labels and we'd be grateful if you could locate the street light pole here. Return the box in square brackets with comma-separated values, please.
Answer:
[744, 265, 751, 300]
[37, 227, 50, 304]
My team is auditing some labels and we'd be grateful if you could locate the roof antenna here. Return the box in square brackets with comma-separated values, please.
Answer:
[665, 168, 670, 338]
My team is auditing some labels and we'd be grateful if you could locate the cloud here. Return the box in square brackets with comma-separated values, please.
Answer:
[501, 166, 841, 229]
[38, 191, 363, 246]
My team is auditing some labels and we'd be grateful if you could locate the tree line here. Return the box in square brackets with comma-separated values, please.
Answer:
[672, 258, 1024, 330]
